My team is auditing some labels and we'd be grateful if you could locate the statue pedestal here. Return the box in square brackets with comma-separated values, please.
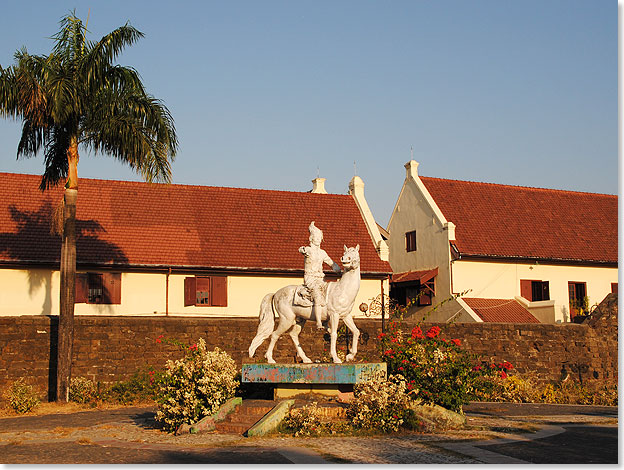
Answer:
[241, 363, 387, 399]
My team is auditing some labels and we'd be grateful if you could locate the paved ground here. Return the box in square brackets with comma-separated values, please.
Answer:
[0, 402, 618, 464]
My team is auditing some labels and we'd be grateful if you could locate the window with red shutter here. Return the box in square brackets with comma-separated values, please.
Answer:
[418, 278, 435, 306]
[75, 274, 89, 303]
[196, 277, 211, 305]
[211, 276, 227, 307]
[184, 276, 228, 307]
[184, 277, 196, 306]
[102, 273, 121, 304]
[75, 272, 121, 304]
[568, 281, 587, 317]
[405, 231, 417, 252]
[520, 280, 549, 301]
[88, 273, 103, 303]
[520, 280, 532, 300]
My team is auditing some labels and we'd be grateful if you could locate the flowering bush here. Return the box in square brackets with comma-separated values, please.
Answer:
[282, 402, 325, 437]
[6, 379, 40, 413]
[69, 377, 98, 404]
[154, 338, 239, 433]
[346, 373, 414, 432]
[379, 322, 479, 412]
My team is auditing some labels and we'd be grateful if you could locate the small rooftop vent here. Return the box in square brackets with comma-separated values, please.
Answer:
[311, 177, 327, 194]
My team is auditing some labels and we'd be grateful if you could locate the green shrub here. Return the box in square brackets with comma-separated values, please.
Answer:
[7, 379, 40, 413]
[104, 368, 163, 405]
[346, 373, 414, 433]
[379, 323, 480, 412]
[154, 338, 239, 433]
[69, 377, 98, 404]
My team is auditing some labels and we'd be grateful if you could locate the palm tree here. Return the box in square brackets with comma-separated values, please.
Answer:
[0, 12, 178, 401]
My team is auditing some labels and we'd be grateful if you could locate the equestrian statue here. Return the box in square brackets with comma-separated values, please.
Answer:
[248, 222, 362, 364]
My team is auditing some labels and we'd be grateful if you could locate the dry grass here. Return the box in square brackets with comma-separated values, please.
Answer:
[0, 400, 150, 419]
[76, 437, 94, 445]
[52, 426, 83, 436]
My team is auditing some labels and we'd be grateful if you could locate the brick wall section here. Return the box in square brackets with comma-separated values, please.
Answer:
[0, 294, 617, 402]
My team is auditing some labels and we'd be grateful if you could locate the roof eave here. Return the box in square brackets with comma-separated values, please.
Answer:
[0, 259, 392, 278]
[454, 252, 617, 268]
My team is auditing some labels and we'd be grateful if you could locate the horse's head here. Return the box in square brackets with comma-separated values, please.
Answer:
[341, 244, 360, 270]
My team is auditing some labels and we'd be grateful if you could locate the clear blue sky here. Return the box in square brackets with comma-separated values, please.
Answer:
[0, 1, 617, 227]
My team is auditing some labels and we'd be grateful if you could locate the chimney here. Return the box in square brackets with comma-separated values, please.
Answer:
[311, 177, 327, 194]
[405, 160, 419, 180]
[349, 175, 389, 262]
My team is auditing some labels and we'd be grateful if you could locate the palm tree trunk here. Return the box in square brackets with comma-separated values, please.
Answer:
[56, 142, 79, 402]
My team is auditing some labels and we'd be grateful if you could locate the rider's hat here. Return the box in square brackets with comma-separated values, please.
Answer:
[309, 221, 323, 241]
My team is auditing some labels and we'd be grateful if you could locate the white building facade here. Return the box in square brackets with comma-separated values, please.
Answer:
[387, 161, 618, 323]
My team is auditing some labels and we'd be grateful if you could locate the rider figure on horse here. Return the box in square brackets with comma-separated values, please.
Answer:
[299, 221, 341, 329]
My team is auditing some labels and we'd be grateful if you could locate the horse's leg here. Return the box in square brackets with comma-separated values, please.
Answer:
[289, 318, 312, 363]
[342, 314, 360, 362]
[265, 314, 295, 364]
[328, 313, 342, 364]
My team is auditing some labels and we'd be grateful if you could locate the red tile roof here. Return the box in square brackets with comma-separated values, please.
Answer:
[420, 177, 617, 264]
[463, 298, 540, 323]
[392, 267, 438, 284]
[0, 173, 391, 275]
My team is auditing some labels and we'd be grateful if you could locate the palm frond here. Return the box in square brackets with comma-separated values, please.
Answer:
[0, 64, 19, 117]
[81, 87, 177, 183]
[87, 23, 144, 68]
[17, 118, 48, 158]
[1, 11, 177, 189]
[40, 126, 70, 189]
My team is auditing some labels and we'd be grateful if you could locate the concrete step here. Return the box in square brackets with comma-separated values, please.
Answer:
[215, 421, 257, 434]
[214, 399, 277, 435]
[227, 412, 267, 424]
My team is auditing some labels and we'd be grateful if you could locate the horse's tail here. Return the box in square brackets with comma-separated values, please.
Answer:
[248, 293, 275, 358]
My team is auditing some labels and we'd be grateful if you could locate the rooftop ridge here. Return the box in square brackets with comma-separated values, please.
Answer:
[0, 172, 349, 197]
[420, 175, 616, 198]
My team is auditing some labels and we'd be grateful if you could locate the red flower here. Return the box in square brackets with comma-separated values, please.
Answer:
[411, 327, 424, 339]
[501, 371, 508, 379]
[189, 343, 198, 351]
[503, 361, 513, 370]
[377, 333, 386, 339]
[156, 334, 164, 344]
[398, 366, 404, 371]
[426, 326, 441, 338]
[451, 339, 461, 346]
[472, 365, 481, 371]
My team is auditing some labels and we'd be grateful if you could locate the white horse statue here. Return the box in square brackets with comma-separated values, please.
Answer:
[249, 245, 362, 364]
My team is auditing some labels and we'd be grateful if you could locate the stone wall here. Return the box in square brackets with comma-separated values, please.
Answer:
[0, 294, 617, 402]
